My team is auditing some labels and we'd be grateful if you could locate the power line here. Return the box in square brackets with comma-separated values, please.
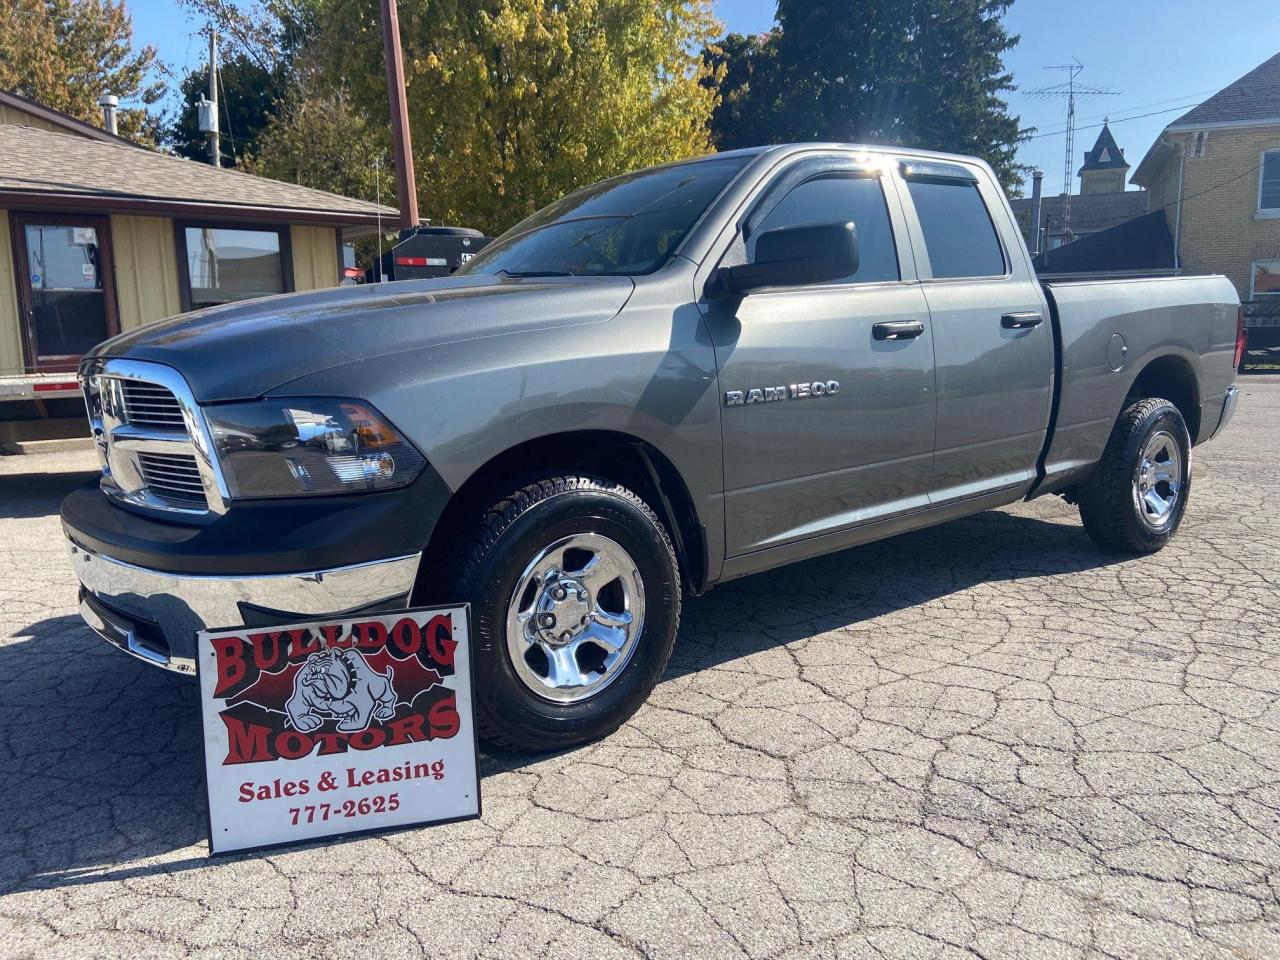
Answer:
[1028, 102, 1201, 140]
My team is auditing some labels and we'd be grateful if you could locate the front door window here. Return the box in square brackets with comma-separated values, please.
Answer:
[17, 218, 117, 371]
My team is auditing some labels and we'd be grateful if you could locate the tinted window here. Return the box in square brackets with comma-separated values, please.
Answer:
[184, 227, 285, 310]
[459, 155, 751, 277]
[905, 179, 1005, 278]
[749, 175, 899, 284]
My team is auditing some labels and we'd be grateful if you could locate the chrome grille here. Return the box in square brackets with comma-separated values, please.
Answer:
[121, 381, 186, 429]
[83, 358, 228, 517]
[137, 452, 208, 503]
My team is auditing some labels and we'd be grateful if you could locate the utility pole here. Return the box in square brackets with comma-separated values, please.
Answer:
[380, 0, 419, 230]
[195, 29, 223, 167]
[1027, 59, 1118, 239]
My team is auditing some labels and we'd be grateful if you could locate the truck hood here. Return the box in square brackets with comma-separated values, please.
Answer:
[88, 274, 635, 402]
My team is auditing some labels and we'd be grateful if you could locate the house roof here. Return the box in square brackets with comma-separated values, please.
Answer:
[1010, 190, 1148, 234]
[1078, 123, 1128, 174]
[0, 124, 396, 228]
[0, 89, 138, 146]
[1032, 210, 1174, 274]
[1168, 52, 1280, 129]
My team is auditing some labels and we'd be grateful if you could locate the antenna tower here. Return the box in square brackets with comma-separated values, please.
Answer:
[1027, 59, 1120, 238]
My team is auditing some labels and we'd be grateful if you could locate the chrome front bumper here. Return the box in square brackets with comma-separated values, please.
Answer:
[68, 539, 421, 676]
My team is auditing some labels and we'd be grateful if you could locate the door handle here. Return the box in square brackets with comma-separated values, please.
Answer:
[1001, 312, 1044, 329]
[872, 320, 925, 341]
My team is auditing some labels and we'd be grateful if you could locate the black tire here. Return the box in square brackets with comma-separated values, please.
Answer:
[451, 476, 680, 753]
[1078, 398, 1192, 554]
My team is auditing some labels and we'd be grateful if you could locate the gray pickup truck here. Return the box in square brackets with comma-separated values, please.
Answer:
[64, 144, 1243, 751]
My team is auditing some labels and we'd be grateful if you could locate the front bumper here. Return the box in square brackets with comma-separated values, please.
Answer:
[69, 539, 421, 675]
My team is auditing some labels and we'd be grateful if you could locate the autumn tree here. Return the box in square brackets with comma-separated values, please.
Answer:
[243, 0, 722, 235]
[0, 0, 164, 142]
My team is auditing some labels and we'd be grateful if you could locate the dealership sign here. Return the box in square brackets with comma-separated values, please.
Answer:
[196, 606, 480, 855]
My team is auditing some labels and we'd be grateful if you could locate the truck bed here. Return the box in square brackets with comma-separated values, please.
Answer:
[1036, 274, 1240, 493]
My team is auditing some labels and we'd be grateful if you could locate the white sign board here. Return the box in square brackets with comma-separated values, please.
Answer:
[197, 606, 480, 855]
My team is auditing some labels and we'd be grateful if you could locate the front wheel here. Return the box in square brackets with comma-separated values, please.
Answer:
[1078, 398, 1192, 554]
[450, 476, 680, 753]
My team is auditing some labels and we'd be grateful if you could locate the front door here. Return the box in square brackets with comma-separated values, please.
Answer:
[13, 214, 120, 372]
[704, 161, 937, 557]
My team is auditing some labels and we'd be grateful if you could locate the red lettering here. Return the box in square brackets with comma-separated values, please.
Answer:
[424, 614, 456, 668]
[291, 628, 319, 658]
[321, 623, 351, 650]
[389, 618, 421, 658]
[211, 637, 247, 697]
[385, 713, 427, 746]
[311, 731, 346, 756]
[239, 782, 255, 802]
[429, 694, 461, 739]
[222, 715, 270, 764]
[274, 731, 314, 760]
[354, 620, 387, 651]
[349, 728, 386, 751]
[250, 631, 284, 673]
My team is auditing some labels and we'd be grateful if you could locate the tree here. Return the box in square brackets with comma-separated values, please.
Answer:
[262, 0, 722, 236]
[705, 0, 1029, 189]
[166, 53, 286, 166]
[0, 0, 164, 142]
[701, 31, 778, 152]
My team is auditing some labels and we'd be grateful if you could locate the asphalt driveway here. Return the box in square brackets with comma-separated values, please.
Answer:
[2, 380, 1278, 959]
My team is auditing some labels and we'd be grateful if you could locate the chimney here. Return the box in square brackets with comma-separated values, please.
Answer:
[98, 94, 118, 135]
[1029, 169, 1044, 257]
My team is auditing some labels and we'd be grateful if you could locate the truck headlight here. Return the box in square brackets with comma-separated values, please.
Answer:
[204, 398, 425, 498]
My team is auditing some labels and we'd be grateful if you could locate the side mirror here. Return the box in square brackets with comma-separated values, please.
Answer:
[713, 221, 859, 296]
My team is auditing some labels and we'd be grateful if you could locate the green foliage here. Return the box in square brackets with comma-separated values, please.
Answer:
[242, 0, 722, 236]
[0, 0, 164, 143]
[704, 0, 1029, 189]
[165, 52, 285, 166]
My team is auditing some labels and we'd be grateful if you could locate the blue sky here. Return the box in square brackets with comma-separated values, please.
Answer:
[131, 0, 1278, 196]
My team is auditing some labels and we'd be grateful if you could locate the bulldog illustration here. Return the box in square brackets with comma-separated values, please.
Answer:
[286, 648, 397, 733]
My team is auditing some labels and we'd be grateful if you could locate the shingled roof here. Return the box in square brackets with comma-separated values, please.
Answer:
[1078, 123, 1129, 174]
[1010, 190, 1148, 234]
[0, 124, 395, 228]
[1169, 52, 1280, 129]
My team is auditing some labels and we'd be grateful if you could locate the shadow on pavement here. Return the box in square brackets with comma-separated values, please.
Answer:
[2, 505, 1118, 891]
[0, 470, 97, 520]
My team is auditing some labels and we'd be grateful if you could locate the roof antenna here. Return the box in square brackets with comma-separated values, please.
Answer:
[1027, 58, 1120, 239]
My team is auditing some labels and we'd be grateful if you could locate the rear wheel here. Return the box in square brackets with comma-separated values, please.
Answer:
[450, 476, 680, 753]
[1078, 398, 1191, 554]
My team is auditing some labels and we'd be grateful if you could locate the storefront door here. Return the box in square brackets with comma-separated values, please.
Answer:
[13, 213, 120, 372]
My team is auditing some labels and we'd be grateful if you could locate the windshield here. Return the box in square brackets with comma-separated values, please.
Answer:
[457, 155, 752, 278]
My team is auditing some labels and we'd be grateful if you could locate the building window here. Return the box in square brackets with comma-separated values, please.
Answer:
[179, 225, 291, 311]
[1191, 132, 1208, 158]
[1252, 260, 1280, 298]
[1260, 150, 1280, 217]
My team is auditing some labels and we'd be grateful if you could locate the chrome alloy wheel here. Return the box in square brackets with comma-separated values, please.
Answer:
[505, 533, 645, 703]
[1133, 430, 1182, 530]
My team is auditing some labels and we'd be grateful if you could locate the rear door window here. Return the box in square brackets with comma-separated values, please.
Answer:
[749, 175, 900, 284]
[905, 178, 1006, 279]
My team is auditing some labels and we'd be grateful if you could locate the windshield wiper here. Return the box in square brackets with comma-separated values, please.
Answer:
[494, 269, 577, 278]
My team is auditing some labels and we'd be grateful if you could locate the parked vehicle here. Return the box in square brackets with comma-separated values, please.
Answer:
[64, 144, 1243, 752]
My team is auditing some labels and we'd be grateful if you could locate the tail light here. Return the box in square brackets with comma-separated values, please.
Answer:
[1233, 305, 1246, 370]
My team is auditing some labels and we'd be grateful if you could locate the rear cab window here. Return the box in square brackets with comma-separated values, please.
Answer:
[901, 161, 1007, 279]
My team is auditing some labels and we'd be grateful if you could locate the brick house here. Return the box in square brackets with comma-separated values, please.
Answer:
[1130, 53, 1280, 305]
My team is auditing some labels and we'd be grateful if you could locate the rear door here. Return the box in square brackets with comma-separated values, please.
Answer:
[13, 213, 120, 372]
[895, 160, 1053, 503]
[703, 156, 937, 556]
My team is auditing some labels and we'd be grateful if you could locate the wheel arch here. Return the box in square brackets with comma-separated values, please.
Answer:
[414, 430, 709, 605]
[1125, 352, 1201, 442]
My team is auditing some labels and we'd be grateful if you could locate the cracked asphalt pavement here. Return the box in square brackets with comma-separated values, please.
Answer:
[2, 379, 1278, 960]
